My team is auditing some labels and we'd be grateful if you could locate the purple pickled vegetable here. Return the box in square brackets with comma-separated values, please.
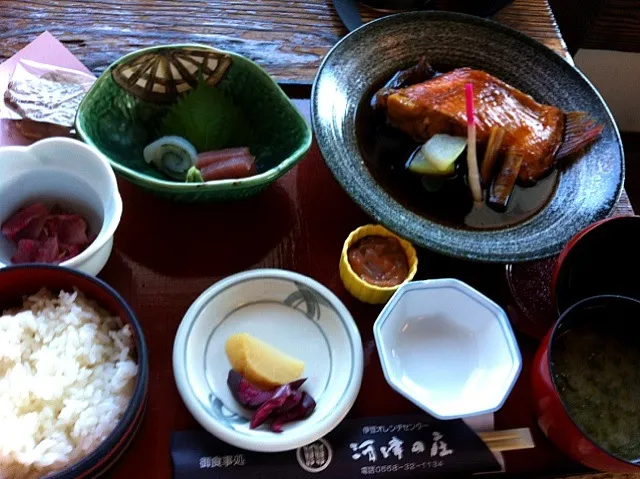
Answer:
[270, 413, 297, 433]
[227, 370, 274, 409]
[227, 369, 242, 391]
[227, 370, 315, 431]
[250, 384, 293, 429]
[297, 392, 317, 419]
[275, 390, 303, 414]
[227, 370, 308, 410]
[288, 378, 307, 390]
[270, 392, 317, 433]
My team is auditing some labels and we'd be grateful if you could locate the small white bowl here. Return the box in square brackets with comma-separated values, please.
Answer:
[173, 269, 364, 452]
[373, 278, 521, 420]
[0, 137, 122, 276]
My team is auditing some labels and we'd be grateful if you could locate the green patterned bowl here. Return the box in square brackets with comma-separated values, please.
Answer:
[76, 44, 312, 202]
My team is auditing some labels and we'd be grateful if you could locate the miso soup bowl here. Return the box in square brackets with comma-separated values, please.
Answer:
[532, 295, 640, 472]
[552, 215, 640, 315]
[0, 137, 122, 275]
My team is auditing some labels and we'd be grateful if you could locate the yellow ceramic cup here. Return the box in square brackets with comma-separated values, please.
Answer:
[340, 224, 418, 305]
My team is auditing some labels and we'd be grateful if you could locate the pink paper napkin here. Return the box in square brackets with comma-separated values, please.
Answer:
[0, 31, 95, 146]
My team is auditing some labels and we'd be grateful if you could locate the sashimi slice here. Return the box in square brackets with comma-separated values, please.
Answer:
[196, 147, 251, 169]
[200, 155, 256, 182]
[58, 244, 84, 262]
[34, 237, 59, 263]
[1, 203, 49, 241]
[11, 239, 39, 264]
[56, 215, 89, 245]
[15, 214, 47, 241]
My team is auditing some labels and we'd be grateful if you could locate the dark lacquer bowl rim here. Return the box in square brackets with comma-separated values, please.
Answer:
[0, 265, 149, 479]
[552, 215, 640, 314]
[311, 10, 624, 263]
[547, 294, 640, 468]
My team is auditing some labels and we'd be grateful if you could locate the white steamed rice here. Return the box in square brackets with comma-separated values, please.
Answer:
[0, 289, 138, 479]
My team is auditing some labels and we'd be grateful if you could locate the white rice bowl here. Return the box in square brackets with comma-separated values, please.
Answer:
[0, 289, 138, 479]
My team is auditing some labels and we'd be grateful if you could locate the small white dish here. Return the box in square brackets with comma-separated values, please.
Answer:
[173, 269, 364, 452]
[373, 278, 521, 420]
[0, 137, 122, 275]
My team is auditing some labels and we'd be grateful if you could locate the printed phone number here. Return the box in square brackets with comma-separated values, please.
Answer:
[360, 460, 445, 475]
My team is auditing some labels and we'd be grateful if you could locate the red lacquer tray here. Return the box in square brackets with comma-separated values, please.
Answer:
[99, 103, 631, 478]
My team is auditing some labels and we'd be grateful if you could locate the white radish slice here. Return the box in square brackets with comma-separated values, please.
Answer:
[406, 134, 467, 176]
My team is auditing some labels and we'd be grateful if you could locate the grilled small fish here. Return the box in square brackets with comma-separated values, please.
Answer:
[374, 67, 603, 183]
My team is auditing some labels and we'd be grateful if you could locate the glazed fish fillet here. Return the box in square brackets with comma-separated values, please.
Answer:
[378, 68, 599, 183]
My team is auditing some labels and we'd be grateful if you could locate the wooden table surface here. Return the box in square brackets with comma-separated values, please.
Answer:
[2, 0, 570, 87]
[0, 1, 634, 478]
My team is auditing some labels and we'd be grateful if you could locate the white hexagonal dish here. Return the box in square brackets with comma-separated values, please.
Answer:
[373, 278, 522, 420]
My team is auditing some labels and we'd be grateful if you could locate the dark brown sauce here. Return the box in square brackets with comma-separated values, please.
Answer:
[356, 70, 559, 231]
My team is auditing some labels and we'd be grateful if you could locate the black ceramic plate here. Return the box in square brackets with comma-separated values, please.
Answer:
[311, 12, 624, 263]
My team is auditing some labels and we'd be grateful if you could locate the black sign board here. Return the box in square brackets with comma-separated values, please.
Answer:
[171, 414, 502, 478]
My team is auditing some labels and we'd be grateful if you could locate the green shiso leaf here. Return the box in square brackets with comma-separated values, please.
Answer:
[161, 80, 247, 153]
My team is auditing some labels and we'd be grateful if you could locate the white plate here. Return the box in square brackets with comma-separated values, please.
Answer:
[374, 279, 521, 420]
[173, 269, 364, 452]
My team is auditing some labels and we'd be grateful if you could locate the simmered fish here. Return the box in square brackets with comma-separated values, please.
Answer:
[375, 67, 602, 183]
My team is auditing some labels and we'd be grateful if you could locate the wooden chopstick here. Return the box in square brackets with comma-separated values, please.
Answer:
[478, 428, 535, 452]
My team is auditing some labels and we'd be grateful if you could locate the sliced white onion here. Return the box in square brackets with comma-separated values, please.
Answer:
[143, 136, 198, 180]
